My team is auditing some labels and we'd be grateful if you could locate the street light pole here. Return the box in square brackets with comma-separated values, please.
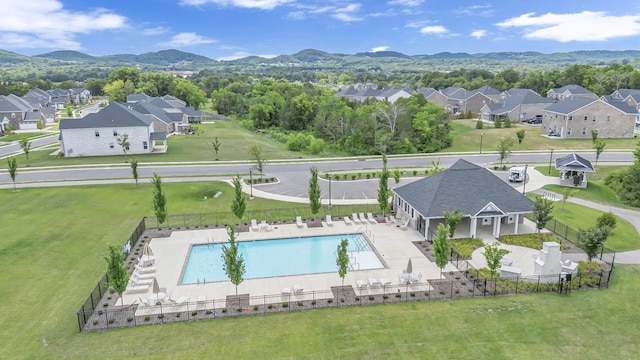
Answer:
[480, 132, 484, 154]
[249, 169, 254, 200]
[328, 174, 332, 208]
[522, 164, 528, 195]
[548, 149, 554, 175]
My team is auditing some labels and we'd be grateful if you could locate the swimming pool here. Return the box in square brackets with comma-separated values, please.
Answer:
[180, 233, 384, 284]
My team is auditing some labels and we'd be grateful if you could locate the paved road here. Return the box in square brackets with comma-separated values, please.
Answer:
[0, 134, 59, 157]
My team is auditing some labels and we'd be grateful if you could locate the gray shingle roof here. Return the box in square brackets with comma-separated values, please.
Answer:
[127, 101, 173, 124]
[59, 102, 152, 129]
[555, 153, 595, 172]
[544, 97, 597, 114]
[393, 159, 534, 218]
[550, 84, 593, 95]
[488, 92, 554, 115]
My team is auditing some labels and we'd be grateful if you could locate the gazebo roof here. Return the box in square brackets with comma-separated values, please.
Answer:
[555, 153, 595, 173]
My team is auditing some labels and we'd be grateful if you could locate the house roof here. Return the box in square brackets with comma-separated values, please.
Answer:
[487, 92, 554, 115]
[469, 85, 500, 96]
[393, 159, 534, 218]
[555, 153, 595, 173]
[127, 101, 174, 124]
[149, 132, 167, 140]
[544, 97, 597, 114]
[0, 94, 35, 112]
[549, 84, 593, 95]
[162, 95, 186, 105]
[59, 102, 152, 129]
[127, 93, 152, 102]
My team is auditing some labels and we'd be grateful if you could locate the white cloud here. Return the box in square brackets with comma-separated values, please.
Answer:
[470, 29, 487, 39]
[179, 0, 291, 10]
[457, 4, 493, 17]
[332, 3, 363, 22]
[286, 5, 334, 20]
[0, 0, 127, 50]
[371, 46, 390, 52]
[388, 0, 424, 6]
[159, 32, 215, 47]
[497, 11, 640, 42]
[142, 26, 170, 36]
[420, 26, 449, 35]
[405, 20, 431, 29]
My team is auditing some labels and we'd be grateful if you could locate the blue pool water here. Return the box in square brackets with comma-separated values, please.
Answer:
[180, 233, 383, 284]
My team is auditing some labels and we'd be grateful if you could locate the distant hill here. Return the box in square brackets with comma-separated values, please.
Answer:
[355, 51, 412, 59]
[35, 50, 97, 62]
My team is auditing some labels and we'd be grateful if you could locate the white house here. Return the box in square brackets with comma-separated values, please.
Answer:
[59, 102, 167, 157]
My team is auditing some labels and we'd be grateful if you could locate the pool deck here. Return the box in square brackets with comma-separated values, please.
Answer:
[123, 220, 453, 308]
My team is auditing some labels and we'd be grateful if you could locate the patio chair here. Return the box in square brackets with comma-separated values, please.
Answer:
[171, 296, 189, 305]
[380, 278, 392, 288]
[356, 280, 368, 291]
[251, 219, 260, 231]
[358, 213, 367, 223]
[369, 278, 380, 288]
[126, 284, 150, 293]
[344, 216, 353, 225]
[411, 273, 423, 284]
[326, 215, 334, 226]
[259, 220, 272, 231]
[282, 287, 291, 296]
[129, 277, 153, 286]
[138, 297, 153, 307]
[293, 284, 304, 294]
[400, 218, 410, 230]
[132, 270, 155, 280]
[134, 264, 156, 273]
[352, 213, 362, 224]
[366, 213, 378, 224]
[296, 216, 305, 228]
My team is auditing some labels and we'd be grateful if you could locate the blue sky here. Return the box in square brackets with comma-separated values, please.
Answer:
[1, 0, 639, 60]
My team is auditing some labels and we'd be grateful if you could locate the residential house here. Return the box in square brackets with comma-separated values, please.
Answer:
[0, 94, 39, 130]
[376, 87, 412, 103]
[546, 85, 598, 101]
[392, 159, 534, 240]
[59, 102, 167, 157]
[541, 97, 638, 138]
[480, 90, 554, 123]
[162, 95, 186, 108]
[126, 101, 176, 135]
[609, 89, 640, 111]
[415, 88, 448, 108]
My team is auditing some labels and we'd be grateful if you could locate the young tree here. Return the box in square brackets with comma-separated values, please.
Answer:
[483, 242, 510, 278]
[496, 137, 514, 167]
[560, 187, 576, 210]
[65, 104, 73, 117]
[117, 133, 130, 160]
[7, 158, 17, 192]
[308, 166, 321, 218]
[249, 144, 265, 179]
[476, 120, 484, 129]
[596, 212, 617, 231]
[579, 226, 610, 264]
[532, 197, 554, 234]
[130, 159, 139, 188]
[212, 137, 221, 160]
[432, 223, 450, 278]
[443, 208, 464, 239]
[516, 129, 526, 147]
[336, 238, 349, 286]
[392, 167, 401, 188]
[104, 243, 129, 307]
[231, 175, 246, 222]
[221, 227, 246, 297]
[503, 117, 512, 128]
[19, 138, 31, 163]
[151, 173, 167, 226]
[494, 118, 503, 128]
[591, 129, 599, 143]
[594, 139, 606, 168]
[377, 154, 390, 216]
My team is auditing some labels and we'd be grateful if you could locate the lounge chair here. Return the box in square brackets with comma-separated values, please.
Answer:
[126, 284, 149, 293]
[380, 278, 392, 288]
[129, 277, 153, 285]
[259, 220, 272, 231]
[138, 297, 153, 307]
[356, 280, 368, 291]
[411, 273, 423, 284]
[132, 271, 155, 280]
[293, 284, 304, 294]
[369, 278, 380, 288]
[358, 213, 367, 223]
[197, 295, 207, 309]
[251, 219, 260, 231]
[367, 213, 378, 224]
[352, 213, 362, 224]
[282, 287, 291, 296]
[344, 216, 353, 225]
[171, 296, 189, 305]
[296, 216, 305, 228]
[326, 215, 334, 226]
[400, 218, 410, 230]
[134, 264, 156, 273]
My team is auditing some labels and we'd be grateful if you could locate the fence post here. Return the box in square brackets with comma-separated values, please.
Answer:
[598, 270, 603, 289]
[483, 279, 487, 297]
[515, 276, 519, 295]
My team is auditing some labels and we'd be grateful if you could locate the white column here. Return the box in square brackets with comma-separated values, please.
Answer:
[492, 217, 497, 237]
[470, 217, 477, 238]
[495, 217, 502, 237]
[514, 214, 520, 234]
[423, 218, 430, 240]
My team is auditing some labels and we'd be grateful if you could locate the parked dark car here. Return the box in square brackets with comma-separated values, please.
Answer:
[526, 116, 542, 124]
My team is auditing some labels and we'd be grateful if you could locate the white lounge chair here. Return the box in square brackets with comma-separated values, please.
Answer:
[358, 213, 367, 223]
[293, 284, 304, 294]
[132, 271, 155, 280]
[134, 264, 156, 273]
[344, 216, 353, 225]
[369, 278, 380, 288]
[251, 219, 260, 231]
[296, 216, 305, 228]
[380, 278, 392, 288]
[367, 213, 378, 224]
[356, 280, 368, 291]
[352, 213, 362, 224]
[282, 287, 291, 296]
[326, 215, 334, 226]
[129, 277, 153, 285]
[126, 284, 149, 293]
[171, 296, 189, 305]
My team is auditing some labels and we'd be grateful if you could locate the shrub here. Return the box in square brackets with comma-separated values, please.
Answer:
[267, 304, 273, 309]
[366, 174, 371, 179]
[476, 120, 484, 129]
[103, 302, 109, 308]
[158, 314, 164, 319]
[424, 291, 430, 297]
[368, 295, 375, 301]
[410, 293, 416, 297]
[311, 300, 316, 305]
[253, 305, 259, 311]
[282, 302, 289, 308]
[351, 175, 356, 180]
[144, 316, 150, 322]
[192, 311, 198, 316]
[176, 312, 181, 317]
[93, 320, 99, 325]
[127, 317, 133, 322]
[413, 170, 418, 175]
[395, 293, 402, 298]
[355, 296, 360, 301]
[335, 174, 341, 180]
[504, 117, 512, 128]
[596, 212, 617, 230]
[327, 299, 333, 304]
[495, 119, 503, 128]
[340, 298, 345, 303]
[383, 294, 389, 299]
[221, 308, 227, 313]
[98, 310, 103, 315]
[205, 310, 212, 315]
[108, 318, 115, 324]
[298, 301, 304, 306]
[236, 308, 242, 312]
[439, 290, 445, 295]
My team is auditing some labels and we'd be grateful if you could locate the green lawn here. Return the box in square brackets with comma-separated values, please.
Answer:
[446, 120, 638, 153]
[1, 183, 639, 359]
[0, 132, 49, 143]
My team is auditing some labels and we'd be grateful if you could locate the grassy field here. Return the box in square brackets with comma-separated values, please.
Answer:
[446, 120, 639, 153]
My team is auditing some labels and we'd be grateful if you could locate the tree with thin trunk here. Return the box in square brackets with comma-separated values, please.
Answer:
[433, 223, 450, 278]
[579, 226, 610, 264]
[560, 187, 576, 210]
[130, 159, 139, 188]
[591, 129, 598, 143]
[443, 208, 464, 239]
[483, 242, 510, 278]
[377, 154, 390, 216]
[151, 173, 167, 226]
[496, 137, 514, 168]
[19, 138, 31, 164]
[231, 175, 246, 222]
[516, 129, 526, 147]
[7, 158, 17, 192]
[392, 167, 401, 188]
[212, 137, 221, 160]
[104, 243, 129, 307]
[594, 139, 606, 168]
[336, 238, 349, 286]
[308, 166, 321, 219]
[117, 133, 130, 160]
[249, 144, 265, 179]
[221, 226, 245, 298]
[532, 197, 554, 235]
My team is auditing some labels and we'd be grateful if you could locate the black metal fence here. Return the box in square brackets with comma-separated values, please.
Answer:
[76, 218, 146, 331]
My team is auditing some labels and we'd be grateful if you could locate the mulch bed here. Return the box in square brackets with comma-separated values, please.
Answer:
[306, 219, 324, 228]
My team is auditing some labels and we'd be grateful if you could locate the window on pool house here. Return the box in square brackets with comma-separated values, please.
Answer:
[143, 141, 148, 150]
[113, 129, 118, 136]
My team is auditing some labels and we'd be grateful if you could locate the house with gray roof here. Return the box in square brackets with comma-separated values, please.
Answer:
[555, 153, 595, 188]
[546, 85, 597, 101]
[609, 89, 640, 111]
[416, 88, 448, 108]
[59, 102, 166, 157]
[392, 159, 534, 240]
[0, 94, 39, 130]
[480, 91, 554, 123]
[542, 97, 638, 138]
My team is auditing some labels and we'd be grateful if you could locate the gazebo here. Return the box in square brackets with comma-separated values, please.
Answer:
[555, 153, 595, 188]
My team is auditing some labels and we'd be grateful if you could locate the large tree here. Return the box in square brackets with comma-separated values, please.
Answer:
[231, 175, 246, 222]
[532, 197, 554, 234]
[336, 238, 349, 286]
[151, 173, 167, 226]
[7, 158, 17, 192]
[104, 243, 129, 307]
[377, 154, 390, 216]
[308, 166, 321, 218]
[432, 223, 450, 278]
[221, 227, 246, 298]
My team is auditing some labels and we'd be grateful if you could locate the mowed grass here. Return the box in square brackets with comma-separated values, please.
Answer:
[446, 119, 639, 152]
[1, 183, 640, 358]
